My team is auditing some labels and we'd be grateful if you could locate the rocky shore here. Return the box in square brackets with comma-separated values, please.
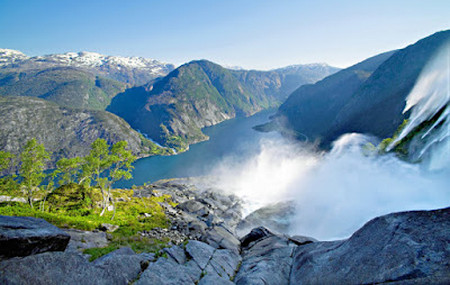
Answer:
[1, 180, 449, 284]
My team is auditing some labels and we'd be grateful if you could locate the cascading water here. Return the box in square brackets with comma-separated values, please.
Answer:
[211, 41, 450, 240]
[390, 41, 450, 170]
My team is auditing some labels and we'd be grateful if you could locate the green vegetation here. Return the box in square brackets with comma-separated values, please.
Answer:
[18, 138, 51, 208]
[377, 119, 409, 154]
[0, 67, 126, 110]
[0, 138, 174, 258]
[108, 59, 311, 150]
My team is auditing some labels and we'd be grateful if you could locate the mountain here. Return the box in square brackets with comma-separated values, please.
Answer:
[0, 67, 126, 110]
[0, 96, 168, 168]
[107, 60, 339, 150]
[261, 51, 395, 140]
[265, 30, 450, 148]
[0, 49, 175, 86]
[329, 30, 450, 141]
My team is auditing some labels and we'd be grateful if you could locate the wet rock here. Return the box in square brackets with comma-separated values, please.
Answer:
[290, 207, 450, 285]
[0, 215, 70, 259]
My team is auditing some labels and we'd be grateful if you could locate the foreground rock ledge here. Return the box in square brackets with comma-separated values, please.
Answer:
[0, 215, 70, 259]
[1, 207, 449, 284]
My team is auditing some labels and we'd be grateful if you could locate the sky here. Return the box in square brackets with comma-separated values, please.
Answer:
[0, 0, 449, 70]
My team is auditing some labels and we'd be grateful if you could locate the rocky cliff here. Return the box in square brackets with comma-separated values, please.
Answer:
[266, 30, 450, 148]
[0, 66, 127, 110]
[0, 96, 167, 167]
[0, 180, 448, 284]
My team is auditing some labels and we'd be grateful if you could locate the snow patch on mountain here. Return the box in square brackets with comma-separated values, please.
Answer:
[0, 49, 29, 65]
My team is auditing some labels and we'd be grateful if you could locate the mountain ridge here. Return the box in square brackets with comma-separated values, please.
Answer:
[0, 48, 175, 86]
[264, 30, 450, 149]
[107, 59, 339, 150]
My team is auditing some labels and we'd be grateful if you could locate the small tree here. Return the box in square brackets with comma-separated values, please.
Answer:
[0, 151, 15, 172]
[102, 141, 136, 219]
[39, 170, 58, 211]
[77, 139, 136, 218]
[79, 139, 111, 212]
[19, 138, 50, 208]
[56, 157, 82, 185]
[0, 151, 18, 198]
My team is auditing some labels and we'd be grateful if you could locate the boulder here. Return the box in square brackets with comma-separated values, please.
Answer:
[209, 249, 242, 279]
[185, 240, 215, 270]
[204, 226, 240, 252]
[235, 230, 295, 285]
[164, 245, 187, 264]
[64, 229, 108, 251]
[0, 251, 115, 284]
[93, 248, 144, 284]
[240, 227, 273, 250]
[290, 207, 450, 284]
[0, 216, 70, 259]
[177, 200, 206, 214]
[92, 247, 135, 264]
[136, 258, 194, 285]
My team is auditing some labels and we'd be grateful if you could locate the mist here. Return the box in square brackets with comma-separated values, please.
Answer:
[209, 43, 450, 240]
[209, 133, 450, 241]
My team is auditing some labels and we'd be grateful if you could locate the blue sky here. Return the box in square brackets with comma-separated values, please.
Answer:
[0, 0, 449, 69]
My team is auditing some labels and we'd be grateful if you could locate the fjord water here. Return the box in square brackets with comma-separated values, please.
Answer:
[115, 109, 281, 188]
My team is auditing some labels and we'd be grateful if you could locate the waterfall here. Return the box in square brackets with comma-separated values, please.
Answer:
[390, 41, 450, 170]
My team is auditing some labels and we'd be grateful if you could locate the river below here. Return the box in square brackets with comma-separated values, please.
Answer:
[115, 109, 280, 188]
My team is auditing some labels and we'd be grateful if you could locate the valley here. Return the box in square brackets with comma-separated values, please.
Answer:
[0, 19, 449, 285]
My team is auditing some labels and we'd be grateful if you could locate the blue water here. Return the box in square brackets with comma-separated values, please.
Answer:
[115, 109, 280, 187]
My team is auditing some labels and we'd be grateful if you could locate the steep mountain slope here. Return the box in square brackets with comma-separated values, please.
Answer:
[0, 67, 126, 110]
[107, 60, 338, 150]
[267, 30, 450, 147]
[0, 49, 175, 86]
[233, 63, 340, 105]
[0, 96, 168, 167]
[329, 30, 450, 141]
[264, 51, 396, 141]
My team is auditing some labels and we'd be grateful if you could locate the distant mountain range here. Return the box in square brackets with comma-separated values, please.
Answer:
[0, 49, 175, 86]
[0, 49, 338, 157]
[263, 30, 450, 151]
[0, 96, 169, 167]
[107, 60, 339, 150]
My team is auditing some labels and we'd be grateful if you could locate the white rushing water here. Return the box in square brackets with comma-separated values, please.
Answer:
[211, 42, 450, 241]
[390, 40, 450, 170]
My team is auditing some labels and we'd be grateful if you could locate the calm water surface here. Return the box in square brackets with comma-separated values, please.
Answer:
[116, 109, 280, 187]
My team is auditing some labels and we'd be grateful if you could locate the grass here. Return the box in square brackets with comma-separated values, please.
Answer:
[0, 183, 176, 260]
